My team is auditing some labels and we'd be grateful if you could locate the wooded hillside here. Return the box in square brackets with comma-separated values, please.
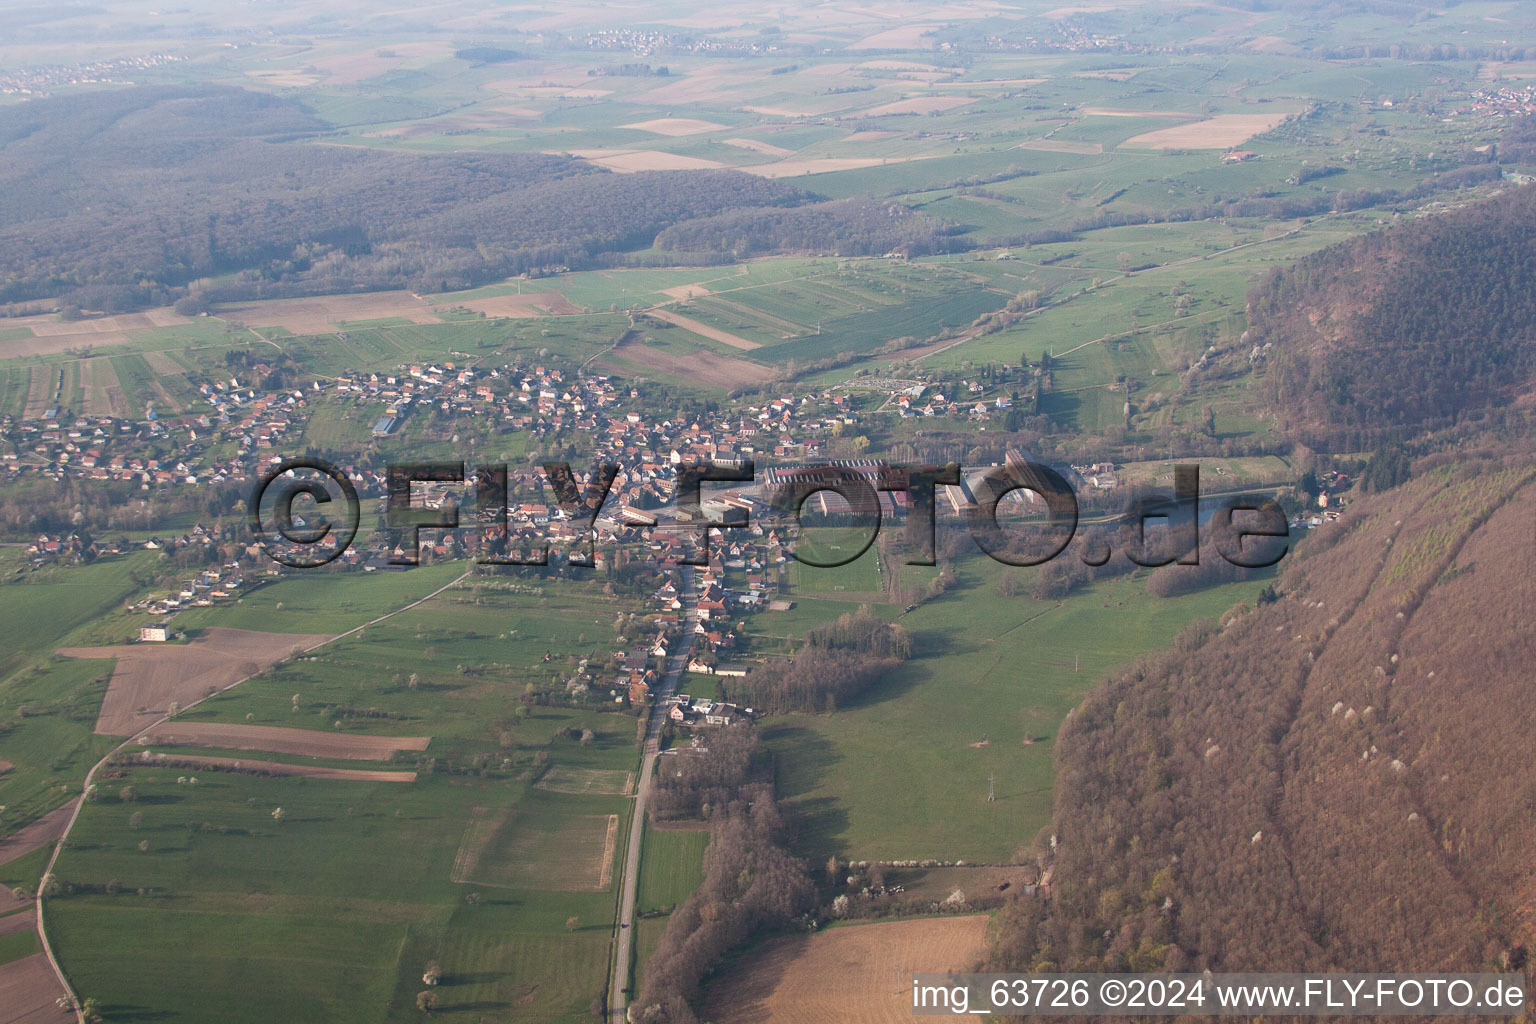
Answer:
[1248, 185, 1536, 444]
[988, 457, 1536, 979]
[0, 86, 805, 310]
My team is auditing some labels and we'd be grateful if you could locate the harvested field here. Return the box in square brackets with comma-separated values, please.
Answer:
[242, 69, 321, 89]
[444, 291, 585, 318]
[58, 627, 333, 737]
[699, 915, 991, 1023]
[134, 751, 416, 783]
[1017, 138, 1103, 154]
[131, 722, 430, 761]
[1046, 3, 1127, 16]
[1122, 112, 1292, 149]
[213, 291, 441, 334]
[1082, 106, 1196, 118]
[620, 118, 728, 136]
[484, 68, 591, 92]
[742, 155, 933, 178]
[858, 95, 977, 117]
[0, 309, 181, 358]
[1073, 68, 1140, 80]
[0, 907, 34, 938]
[743, 105, 817, 118]
[934, 77, 1044, 88]
[306, 41, 454, 86]
[723, 138, 796, 158]
[844, 130, 900, 142]
[855, 60, 945, 72]
[645, 308, 761, 350]
[0, 802, 76, 868]
[21, 366, 54, 419]
[534, 765, 634, 796]
[599, 339, 774, 389]
[451, 809, 618, 891]
[849, 25, 939, 50]
[27, 310, 180, 336]
[141, 351, 186, 376]
[639, 67, 761, 106]
[0, 954, 70, 1024]
[564, 149, 726, 173]
[244, 68, 321, 88]
[78, 357, 130, 418]
[1242, 35, 1297, 53]
[659, 284, 712, 301]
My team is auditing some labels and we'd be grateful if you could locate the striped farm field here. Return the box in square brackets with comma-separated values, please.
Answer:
[699, 915, 991, 1023]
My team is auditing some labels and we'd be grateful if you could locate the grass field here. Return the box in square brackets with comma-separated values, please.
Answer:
[635, 823, 708, 915]
[0, 554, 166, 823]
[19, 566, 660, 1022]
[43, 572, 657, 1022]
[48, 768, 623, 1023]
[170, 562, 466, 636]
[759, 553, 1273, 862]
[789, 543, 885, 597]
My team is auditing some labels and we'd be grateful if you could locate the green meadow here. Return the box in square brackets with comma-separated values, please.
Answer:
[758, 553, 1272, 863]
[45, 576, 655, 1023]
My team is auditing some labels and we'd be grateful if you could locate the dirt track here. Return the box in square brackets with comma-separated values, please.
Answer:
[58, 628, 333, 737]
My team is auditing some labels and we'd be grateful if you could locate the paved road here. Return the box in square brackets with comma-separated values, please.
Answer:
[610, 566, 696, 1024]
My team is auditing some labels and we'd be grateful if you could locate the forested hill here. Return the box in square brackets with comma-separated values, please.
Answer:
[987, 457, 1536, 977]
[0, 86, 807, 311]
[1248, 185, 1536, 446]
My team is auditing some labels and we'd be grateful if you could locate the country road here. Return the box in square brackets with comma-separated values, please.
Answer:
[610, 565, 697, 1024]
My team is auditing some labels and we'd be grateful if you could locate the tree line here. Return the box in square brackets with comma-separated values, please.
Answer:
[653, 198, 958, 258]
[722, 608, 911, 714]
[637, 727, 815, 1023]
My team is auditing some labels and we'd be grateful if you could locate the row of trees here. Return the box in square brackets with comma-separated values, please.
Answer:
[723, 608, 911, 714]
[636, 728, 815, 1023]
[724, 648, 897, 714]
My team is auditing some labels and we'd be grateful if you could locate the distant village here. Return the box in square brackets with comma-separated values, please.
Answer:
[7, 336, 1295, 725]
[0, 53, 184, 96]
